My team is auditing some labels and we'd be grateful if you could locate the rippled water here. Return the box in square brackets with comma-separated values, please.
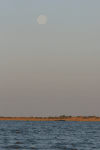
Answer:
[0, 121, 100, 150]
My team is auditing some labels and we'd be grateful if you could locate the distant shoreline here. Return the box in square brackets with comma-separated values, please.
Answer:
[0, 116, 100, 121]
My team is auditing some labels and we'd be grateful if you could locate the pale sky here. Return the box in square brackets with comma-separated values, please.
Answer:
[0, 0, 100, 117]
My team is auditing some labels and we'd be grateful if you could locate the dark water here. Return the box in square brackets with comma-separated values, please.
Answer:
[0, 121, 100, 150]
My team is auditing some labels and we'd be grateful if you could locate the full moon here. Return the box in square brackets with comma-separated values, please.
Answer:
[37, 15, 47, 24]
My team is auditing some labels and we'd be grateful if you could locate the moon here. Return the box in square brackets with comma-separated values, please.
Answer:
[37, 15, 47, 24]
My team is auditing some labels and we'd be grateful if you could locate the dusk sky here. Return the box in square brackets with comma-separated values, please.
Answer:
[0, 0, 100, 117]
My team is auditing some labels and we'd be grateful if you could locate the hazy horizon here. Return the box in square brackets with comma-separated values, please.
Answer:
[0, 0, 100, 117]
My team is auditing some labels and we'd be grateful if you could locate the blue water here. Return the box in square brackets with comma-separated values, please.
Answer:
[0, 121, 100, 150]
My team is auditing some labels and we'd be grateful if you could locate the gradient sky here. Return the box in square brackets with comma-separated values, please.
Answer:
[0, 0, 100, 117]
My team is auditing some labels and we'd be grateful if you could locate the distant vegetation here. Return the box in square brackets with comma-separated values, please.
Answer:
[0, 115, 99, 118]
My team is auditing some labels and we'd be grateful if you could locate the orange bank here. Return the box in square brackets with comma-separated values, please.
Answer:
[0, 116, 100, 121]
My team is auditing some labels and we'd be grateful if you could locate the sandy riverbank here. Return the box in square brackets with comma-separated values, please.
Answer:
[0, 116, 100, 121]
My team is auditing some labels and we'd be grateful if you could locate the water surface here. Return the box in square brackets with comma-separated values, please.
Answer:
[0, 121, 100, 150]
